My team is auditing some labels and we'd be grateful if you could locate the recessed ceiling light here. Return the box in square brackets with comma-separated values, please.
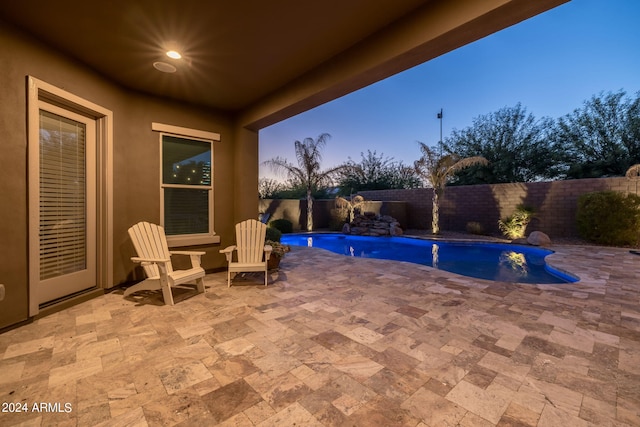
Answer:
[166, 50, 182, 59]
[153, 61, 177, 73]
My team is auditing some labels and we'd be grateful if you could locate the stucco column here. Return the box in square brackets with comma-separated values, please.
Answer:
[233, 125, 260, 223]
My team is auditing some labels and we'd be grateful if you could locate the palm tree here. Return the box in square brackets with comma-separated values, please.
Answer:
[627, 164, 640, 195]
[626, 164, 640, 178]
[263, 133, 346, 231]
[335, 194, 366, 223]
[414, 142, 488, 234]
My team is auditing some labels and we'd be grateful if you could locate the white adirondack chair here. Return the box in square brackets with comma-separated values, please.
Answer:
[220, 219, 273, 287]
[125, 221, 206, 305]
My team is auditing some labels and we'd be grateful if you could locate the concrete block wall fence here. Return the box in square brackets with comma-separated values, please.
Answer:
[359, 177, 640, 238]
[258, 199, 407, 231]
[259, 177, 639, 238]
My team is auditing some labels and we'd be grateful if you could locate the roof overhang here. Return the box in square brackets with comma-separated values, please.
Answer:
[0, 0, 569, 129]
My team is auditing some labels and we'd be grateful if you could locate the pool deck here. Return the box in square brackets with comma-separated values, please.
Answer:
[1, 241, 639, 426]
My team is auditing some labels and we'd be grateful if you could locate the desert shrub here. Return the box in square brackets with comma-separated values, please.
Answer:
[466, 221, 485, 235]
[576, 191, 640, 246]
[498, 205, 535, 239]
[265, 240, 290, 259]
[265, 226, 282, 242]
[269, 218, 293, 234]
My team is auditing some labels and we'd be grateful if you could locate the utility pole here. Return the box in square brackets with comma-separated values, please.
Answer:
[437, 108, 443, 156]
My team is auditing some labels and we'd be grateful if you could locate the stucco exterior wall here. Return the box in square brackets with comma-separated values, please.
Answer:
[0, 23, 246, 329]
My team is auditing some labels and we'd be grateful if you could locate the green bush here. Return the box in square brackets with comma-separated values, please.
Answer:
[576, 191, 640, 246]
[265, 226, 282, 243]
[498, 205, 535, 239]
[269, 218, 293, 234]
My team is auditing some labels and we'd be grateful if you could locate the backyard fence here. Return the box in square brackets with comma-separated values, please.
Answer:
[258, 199, 408, 232]
[260, 177, 640, 238]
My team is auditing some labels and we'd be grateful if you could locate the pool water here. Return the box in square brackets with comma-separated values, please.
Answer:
[280, 233, 577, 284]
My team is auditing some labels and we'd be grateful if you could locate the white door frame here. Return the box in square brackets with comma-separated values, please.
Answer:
[28, 76, 113, 316]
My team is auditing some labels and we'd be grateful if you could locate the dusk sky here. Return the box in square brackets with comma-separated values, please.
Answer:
[259, 0, 640, 181]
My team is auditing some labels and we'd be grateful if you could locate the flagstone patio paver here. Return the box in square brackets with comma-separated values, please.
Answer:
[1, 242, 639, 426]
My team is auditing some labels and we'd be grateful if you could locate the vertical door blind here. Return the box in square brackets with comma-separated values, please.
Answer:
[39, 110, 87, 280]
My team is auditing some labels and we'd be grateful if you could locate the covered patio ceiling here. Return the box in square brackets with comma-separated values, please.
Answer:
[1, 0, 568, 129]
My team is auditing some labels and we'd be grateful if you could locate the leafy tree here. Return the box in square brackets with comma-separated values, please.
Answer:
[445, 103, 563, 184]
[414, 142, 488, 234]
[626, 102, 640, 161]
[262, 133, 347, 231]
[261, 177, 333, 200]
[259, 177, 329, 199]
[554, 90, 640, 178]
[258, 178, 285, 199]
[337, 150, 421, 195]
[388, 163, 423, 189]
[338, 150, 393, 193]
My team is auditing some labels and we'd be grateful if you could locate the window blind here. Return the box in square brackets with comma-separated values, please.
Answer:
[161, 134, 212, 236]
[163, 188, 209, 235]
[39, 110, 87, 280]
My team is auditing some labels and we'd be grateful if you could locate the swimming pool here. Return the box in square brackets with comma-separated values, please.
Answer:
[280, 233, 577, 284]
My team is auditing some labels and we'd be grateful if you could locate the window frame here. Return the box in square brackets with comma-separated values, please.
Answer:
[153, 122, 220, 247]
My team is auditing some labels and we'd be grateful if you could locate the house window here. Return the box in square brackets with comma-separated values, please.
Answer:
[154, 123, 220, 246]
